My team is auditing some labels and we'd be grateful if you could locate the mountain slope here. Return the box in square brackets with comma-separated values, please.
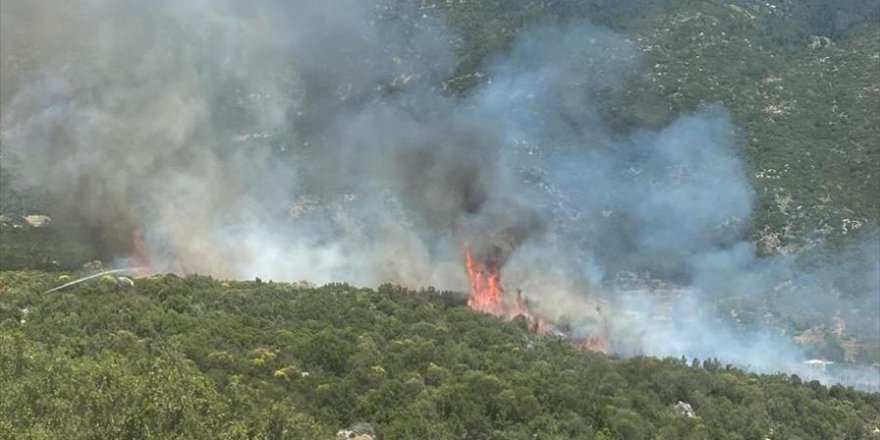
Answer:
[1, 271, 878, 439]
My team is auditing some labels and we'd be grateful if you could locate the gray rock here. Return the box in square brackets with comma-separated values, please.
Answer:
[673, 401, 696, 418]
[116, 277, 135, 288]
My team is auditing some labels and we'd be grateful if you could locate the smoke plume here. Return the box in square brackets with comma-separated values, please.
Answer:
[1, 0, 877, 388]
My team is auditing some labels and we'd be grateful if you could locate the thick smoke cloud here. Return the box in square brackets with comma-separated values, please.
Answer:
[1, 0, 549, 286]
[476, 20, 878, 387]
[1, 1, 877, 387]
[2, 0, 304, 273]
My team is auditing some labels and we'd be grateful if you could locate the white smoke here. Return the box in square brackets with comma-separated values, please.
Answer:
[1, 0, 877, 388]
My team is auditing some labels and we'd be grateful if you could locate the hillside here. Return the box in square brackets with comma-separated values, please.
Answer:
[2, 0, 878, 250]
[435, 0, 880, 249]
[1, 271, 879, 439]
[1, 1, 879, 439]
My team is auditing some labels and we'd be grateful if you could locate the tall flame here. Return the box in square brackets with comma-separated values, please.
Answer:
[464, 244, 504, 315]
[463, 243, 545, 331]
[462, 242, 609, 353]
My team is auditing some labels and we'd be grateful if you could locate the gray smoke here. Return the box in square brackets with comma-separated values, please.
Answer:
[1, 1, 877, 387]
[475, 20, 878, 387]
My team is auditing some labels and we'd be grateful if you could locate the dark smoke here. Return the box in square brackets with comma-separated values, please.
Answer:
[1, 1, 877, 388]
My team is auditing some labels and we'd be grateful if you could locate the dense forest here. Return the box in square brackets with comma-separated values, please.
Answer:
[1, 271, 879, 439]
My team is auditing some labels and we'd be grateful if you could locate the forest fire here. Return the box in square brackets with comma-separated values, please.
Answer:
[462, 245, 546, 333]
[462, 243, 609, 353]
[463, 244, 504, 315]
[575, 334, 611, 354]
[129, 229, 154, 277]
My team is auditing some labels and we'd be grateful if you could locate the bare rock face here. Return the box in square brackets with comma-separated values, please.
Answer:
[808, 35, 834, 50]
[336, 423, 375, 440]
[673, 401, 696, 418]
[23, 214, 50, 227]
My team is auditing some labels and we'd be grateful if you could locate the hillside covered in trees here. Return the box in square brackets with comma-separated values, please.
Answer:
[1, 0, 879, 439]
[1, 271, 879, 439]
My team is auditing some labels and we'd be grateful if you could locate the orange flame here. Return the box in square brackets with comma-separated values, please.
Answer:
[463, 244, 546, 332]
[576, 336, 610, 354]
[464, 244, 505, 315]
[462, 242, 609, 354]
[574, 306, 610, 354]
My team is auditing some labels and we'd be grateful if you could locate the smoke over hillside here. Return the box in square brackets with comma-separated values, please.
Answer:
[1, 0, 877, 387]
